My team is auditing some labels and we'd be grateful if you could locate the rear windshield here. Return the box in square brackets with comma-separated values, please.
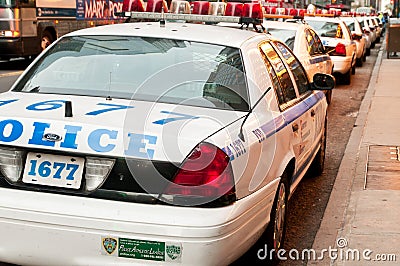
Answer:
[266, 29, 296, 50]
[305, 20, 344, 38]
[13, 35, 250, 111]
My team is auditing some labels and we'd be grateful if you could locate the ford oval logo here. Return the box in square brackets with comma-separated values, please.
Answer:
[43, 133, 62, 142]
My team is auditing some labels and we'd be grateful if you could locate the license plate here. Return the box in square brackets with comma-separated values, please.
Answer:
[22, 153, 84, 189]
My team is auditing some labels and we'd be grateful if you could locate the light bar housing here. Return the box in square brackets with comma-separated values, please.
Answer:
[119, 11, 251, 24]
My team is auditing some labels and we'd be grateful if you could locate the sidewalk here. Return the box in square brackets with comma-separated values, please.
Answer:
[309, 44, 400, 265]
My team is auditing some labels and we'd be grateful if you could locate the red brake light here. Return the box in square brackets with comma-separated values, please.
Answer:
[242, 3, 263, 19]
[164, 143, 235, 199]
[335, 43, 346, 55]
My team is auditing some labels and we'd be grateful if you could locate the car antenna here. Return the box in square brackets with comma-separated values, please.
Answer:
[106, 72, 112, 101]
[160, 9, 166, 27]
[65, 101, 73, 117]
[238, 87, 271, 142]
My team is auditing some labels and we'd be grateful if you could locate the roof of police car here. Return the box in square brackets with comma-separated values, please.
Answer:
[65, 22, 268, 47]
[264, 20, 306, 30]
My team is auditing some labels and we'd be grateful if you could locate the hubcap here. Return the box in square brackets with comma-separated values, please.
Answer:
[273, 182, 286, 251]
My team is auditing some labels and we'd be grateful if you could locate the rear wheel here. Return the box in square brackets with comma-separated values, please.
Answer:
[356, 57, 363, 67]
[325, 90, 332, 105]
[366, 47, 371, 56]
[265, 172, 289, 260]
[341, 69, 351, 85]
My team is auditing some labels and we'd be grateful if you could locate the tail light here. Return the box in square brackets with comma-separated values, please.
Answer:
[363, 28, 370, 34]
[84, 157, 115, 191]
[335, 43, 346, 56]
[0, 147, 25, 183]
[164, 142, 235, 204]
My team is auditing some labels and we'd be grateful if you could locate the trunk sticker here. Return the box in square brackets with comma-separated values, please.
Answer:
[101, 236, 182, 262]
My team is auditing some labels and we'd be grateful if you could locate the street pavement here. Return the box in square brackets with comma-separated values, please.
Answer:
[309, 39, 400, 265]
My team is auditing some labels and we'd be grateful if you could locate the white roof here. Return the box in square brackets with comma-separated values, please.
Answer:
[304, 16, 342, 23]
[263, 20, 305, 31]
[65, 22, 266, 48]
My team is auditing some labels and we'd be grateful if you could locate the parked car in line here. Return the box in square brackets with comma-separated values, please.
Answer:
[340, 16, 367, 67]
[357, 16, 374, 54]
[304, 16, 357, 85]
[0, 8, 334, 266]
[264, 19, 334, 103]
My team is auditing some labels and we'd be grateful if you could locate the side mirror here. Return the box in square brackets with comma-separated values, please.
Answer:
[311, 73, 335, 90]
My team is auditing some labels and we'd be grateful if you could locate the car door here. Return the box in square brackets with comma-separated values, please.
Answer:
[259, 41, 314, 183]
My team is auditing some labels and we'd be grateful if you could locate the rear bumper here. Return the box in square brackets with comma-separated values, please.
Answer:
[0, 184, 276, 265]
[331, 56, 353, 74]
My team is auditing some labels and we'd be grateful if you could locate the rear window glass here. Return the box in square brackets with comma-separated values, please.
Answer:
[266, 29, 296, 50]
[13, 35, 250, 111]
[305, 20, 343, 38]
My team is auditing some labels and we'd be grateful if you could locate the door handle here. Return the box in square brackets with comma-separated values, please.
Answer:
[311, 109, 316, 117]
[292, 123, 299, 132]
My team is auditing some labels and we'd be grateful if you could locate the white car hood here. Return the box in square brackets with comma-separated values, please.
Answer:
[0, 92, 244, 162]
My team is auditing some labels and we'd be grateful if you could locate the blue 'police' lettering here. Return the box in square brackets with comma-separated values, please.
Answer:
[0, 119, 23, 142]
[87, 129, 117, 152]
[60, 125, 82, 149]
[125, 133, 157, 159]
[28, 122, 55, 147]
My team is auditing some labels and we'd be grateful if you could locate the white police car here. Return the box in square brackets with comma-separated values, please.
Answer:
[0, 9, 334, 266]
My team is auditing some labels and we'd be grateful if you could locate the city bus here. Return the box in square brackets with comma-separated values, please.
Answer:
[0, 0, 124, 60]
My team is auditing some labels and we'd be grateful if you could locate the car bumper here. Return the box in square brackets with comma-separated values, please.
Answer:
[331, 56, 353, 74]
[0, 183, 277, 265]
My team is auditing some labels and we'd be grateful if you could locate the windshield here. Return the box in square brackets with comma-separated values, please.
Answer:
[13, 35, 250, 111]
[305, 20, 344, 38]
[0, 0, 16, 7]
[266, 29, 296, 50]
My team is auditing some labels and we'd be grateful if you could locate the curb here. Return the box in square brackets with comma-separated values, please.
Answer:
[307, 44, 384, 266]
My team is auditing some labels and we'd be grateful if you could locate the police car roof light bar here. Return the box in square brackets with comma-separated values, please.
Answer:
[119, 11, 264, 31]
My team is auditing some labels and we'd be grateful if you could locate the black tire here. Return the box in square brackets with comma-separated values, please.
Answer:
[363, 52, 367, 62]
[309, 119, 327, 177]
[41, 31, 53, 51]
[371, 42, 375, 49]
[341, 69, 351, 85]
[356, 57, 363, 67]
[366, 48, 371, 56]
[351, 64, 356, 75]
[325, 90, 332, 105]
[376, 37, 381, 43]
[265, 172, 289, 261]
